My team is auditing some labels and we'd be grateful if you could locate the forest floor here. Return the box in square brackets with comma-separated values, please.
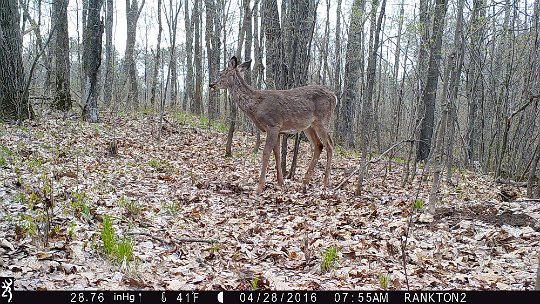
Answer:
[1, 113, 539, 290]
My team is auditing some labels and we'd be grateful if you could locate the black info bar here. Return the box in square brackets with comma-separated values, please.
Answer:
[1, 290, 539, 304]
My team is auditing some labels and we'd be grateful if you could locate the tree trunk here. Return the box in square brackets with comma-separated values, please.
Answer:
[527, 0, 540, 198]
[253, 0, 262, 152]
[429, 0, 464, 209]
[103, 0, 114, 106]
[332, 0, 342, 133]
[52, 0, 71, 111]
[82, 0, 104, 122]
[193, 0, 203, 115]
[166, 0, 181, 107]
[206, 0, 221, 120]
[263, 0, 285, 90]
[337, 0, 365, 148]
[283, 0, 317, 180]
[125, 0, 144, 109]
[356, 0, 386, 195]
[416, 0, 448, 162]
[150, 0, 163, 107]
[465, 0, 486, 166]
[0, 0, 32, 122]
[183, 0, 194, 111]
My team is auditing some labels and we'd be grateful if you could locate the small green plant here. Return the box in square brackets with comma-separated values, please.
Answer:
[334, 145, 361, 158]
[27, 157, 45, 170]
[321, 245, 339, 272]
[68, 221, 76, 239]
[162, 201, 180, 216]
[379, 273, 389, 290]
[0, 145, 13, 166]
[251, 277, 259, 290]
[209, 242, 220, 254]
[16, 213, 38, 236]
[116, 237, 134, 263]
[101, 216, 115, 255]
[173, 111, 228, 132]
[148, 159, 173, 173]
[13, 192, 27, 204]
[412, 199, 425, 210]
[71, 191, 91, 219]
[100, 216, 135, 264]
[119, 195, 143, 216]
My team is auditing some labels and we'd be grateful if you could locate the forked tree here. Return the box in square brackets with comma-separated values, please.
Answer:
[210, 56, 336, 193]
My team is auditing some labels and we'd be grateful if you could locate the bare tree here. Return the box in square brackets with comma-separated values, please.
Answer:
[416, 0, 448, 162]
[356, 0, 386, 195]
[205, 0, 221, 120]
[428, 0, 464, 209]
[82, 0, 104, 122]
[150, 0, 163, 107]
[125, 0, 145, 109]
[165, 0, 182, 107]
[52, 0, 71, 111]
[103, 0, 114, 106]
[193, 0, 203, 115]
[337, 0, 365, 148]
[183, 0, 194, 110]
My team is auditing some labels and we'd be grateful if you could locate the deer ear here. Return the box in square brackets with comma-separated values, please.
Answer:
[228, 56, 238, 68]
[238, 59, 252, 72]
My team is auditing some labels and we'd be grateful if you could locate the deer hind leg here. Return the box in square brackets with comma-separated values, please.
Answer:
[273, 135, 283, 186]
[257, 128, 279, 193]
[313, 124, 333, 187]
[302, 127, 323, 191]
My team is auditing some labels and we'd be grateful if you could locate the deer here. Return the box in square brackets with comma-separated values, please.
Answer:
[209, 56, 336, 193]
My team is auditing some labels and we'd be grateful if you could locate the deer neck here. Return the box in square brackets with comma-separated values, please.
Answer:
[229, 73, 257, 114]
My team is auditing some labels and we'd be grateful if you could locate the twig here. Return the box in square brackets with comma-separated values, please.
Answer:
[127, 232, 216, 244]
[399, 165, 428, 290]
[514, 199, 540, 203]
[334, 140, 413, 191]
[175, 237, 216, 244]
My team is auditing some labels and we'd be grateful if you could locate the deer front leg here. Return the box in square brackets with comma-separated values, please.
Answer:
[257, 128, 279, 193]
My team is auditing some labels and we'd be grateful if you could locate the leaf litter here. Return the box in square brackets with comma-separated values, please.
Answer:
[0, 115, 539, 290]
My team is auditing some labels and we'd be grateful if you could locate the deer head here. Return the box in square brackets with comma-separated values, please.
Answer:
[209, 56, 251, 90]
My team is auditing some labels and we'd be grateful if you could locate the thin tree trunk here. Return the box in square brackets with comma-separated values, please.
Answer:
[82, 0, 104, 122]
[150, 0, 163, 107]
[53, 0, 71, 112]
[356, 0, 386, 195]
[337, 0, 365, 148]
[103, 0, 114, 106]
[416, 0, 448, 162]
[193, 0, 203, 115]
[183, 0, 194, 111]
[125, 0, 145, 109]
[332, 0, 342, 135]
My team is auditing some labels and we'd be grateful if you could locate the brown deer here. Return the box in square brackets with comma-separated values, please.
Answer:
[210, 56, 336, 193]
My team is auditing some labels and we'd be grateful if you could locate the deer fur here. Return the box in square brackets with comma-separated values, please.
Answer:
[210, 56, 336, 193]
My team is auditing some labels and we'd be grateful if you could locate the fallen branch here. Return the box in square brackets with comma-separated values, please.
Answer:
[334, 140, 413, 191]
[175, 237, 216, 244]
[514, 198, 540, 203]
[127, 232, 216, 245]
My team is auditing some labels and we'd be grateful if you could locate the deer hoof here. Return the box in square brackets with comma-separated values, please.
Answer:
[255, 185, 264, 193]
